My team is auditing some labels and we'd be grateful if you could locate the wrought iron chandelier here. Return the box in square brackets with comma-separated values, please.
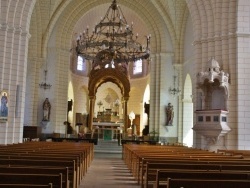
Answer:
[169, 75, 181, 96]
[76, 0, 151, 63]
[39, 0, 52, 90]
[39, 70, 52, 90]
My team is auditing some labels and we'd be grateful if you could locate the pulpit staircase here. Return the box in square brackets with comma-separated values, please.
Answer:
[94, 140, 122, 154]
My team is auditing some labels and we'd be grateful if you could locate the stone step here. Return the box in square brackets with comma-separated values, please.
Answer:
[94, 139, 122, 154]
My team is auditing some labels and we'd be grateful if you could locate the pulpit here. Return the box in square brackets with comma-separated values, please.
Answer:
[193, 58, 230, 145]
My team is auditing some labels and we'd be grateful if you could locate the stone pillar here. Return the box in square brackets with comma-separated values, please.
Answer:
[122, 97, 129, 132]
[88, 96, 96, 130]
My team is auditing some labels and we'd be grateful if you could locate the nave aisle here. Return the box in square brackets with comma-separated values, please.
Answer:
[80, 153, 140, 188]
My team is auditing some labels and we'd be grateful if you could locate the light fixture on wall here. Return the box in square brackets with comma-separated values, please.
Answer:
[39, 70, 52, 90]
[76, 0, 151, 63]
[169, 75, 181, 97]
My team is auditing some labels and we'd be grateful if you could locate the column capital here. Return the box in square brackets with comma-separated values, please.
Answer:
[89, 96, 96, 100]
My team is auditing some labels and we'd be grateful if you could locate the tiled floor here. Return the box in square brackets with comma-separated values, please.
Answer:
[80, 153, 140, 188]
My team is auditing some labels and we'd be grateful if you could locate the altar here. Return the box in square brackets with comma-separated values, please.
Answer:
[93, 122, 123, 140]
[95, 109, 120, 122]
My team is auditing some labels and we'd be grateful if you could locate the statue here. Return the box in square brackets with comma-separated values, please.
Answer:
[43, 98, 51, 121]
[166, 103, 174, 126]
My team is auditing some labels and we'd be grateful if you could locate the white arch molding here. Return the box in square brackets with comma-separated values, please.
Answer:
[142, 84, 150, 126]
[182, 74, 193, 147]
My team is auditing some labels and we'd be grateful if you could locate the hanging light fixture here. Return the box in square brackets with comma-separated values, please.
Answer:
[169, 1, 180, 97]
[76, 0, 151, 63]
[39, 70, 52, 90]
[39, 0, 52, 90]
[169, 75, 181, 96]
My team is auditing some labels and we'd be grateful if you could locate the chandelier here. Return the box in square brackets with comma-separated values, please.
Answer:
[39, 70, 52, 90]
[169, 75, 181, 96]
[39, 0, 52, 90]
[76, 0, 151, 63]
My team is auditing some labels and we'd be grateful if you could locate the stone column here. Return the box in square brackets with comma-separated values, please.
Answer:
[88, 96, 96, 130]
[122, 97, 129, 132]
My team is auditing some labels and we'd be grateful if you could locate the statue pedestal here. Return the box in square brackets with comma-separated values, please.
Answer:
[40, 121, 53, 134]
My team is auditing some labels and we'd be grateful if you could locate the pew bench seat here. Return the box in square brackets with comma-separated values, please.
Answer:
[154, 170, 250, 188]
[167, 178, 250, 188]
[0, 184, 53, 188]
[0, 166, 69, 188]
[0, 173, 62, 188]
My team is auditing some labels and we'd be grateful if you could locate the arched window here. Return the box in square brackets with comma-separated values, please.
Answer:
[133, 59, 142, 75]
[105, 59, 115, 69]
[77, 56, 86, 71]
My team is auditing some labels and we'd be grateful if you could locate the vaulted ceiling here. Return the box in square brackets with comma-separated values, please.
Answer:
[28, 0, 188, 60]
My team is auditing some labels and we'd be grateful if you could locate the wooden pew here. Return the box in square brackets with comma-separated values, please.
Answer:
[139, 156, 248, 187]
[0, 159, 75, 188]
[143, 158, 250, 187]
[0, 166, 68, 188]
[167, 178, 250, 188]
[0, 154, 77, 188]
[154, 164, 250, 188]
[123, 144, 231, 180]
[0, 148, 79, 188]
[0, 142, 94, 188]
[145, 163, 221, 188]
[122, 144, 250, 188]
[0, 184, 53, 188]
[155, 170, 250, 188]
[218, 149, 250, 158]
[0, 173, 62, 188]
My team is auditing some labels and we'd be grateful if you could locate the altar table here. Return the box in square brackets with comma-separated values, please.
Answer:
[92, 122, 123, 140]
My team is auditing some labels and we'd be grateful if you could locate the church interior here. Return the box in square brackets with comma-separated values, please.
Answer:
[0, 0, 250, 187]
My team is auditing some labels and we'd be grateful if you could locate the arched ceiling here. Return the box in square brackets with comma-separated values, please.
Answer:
[28, 0, 189, 63]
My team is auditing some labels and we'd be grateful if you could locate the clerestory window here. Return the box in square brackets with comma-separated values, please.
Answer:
[77, 56, 86, 71]
[133, 59, 142, 75]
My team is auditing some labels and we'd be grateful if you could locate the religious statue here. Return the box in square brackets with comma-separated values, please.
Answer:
[43, 98, 51, 121]
[166, 103, 174, 126]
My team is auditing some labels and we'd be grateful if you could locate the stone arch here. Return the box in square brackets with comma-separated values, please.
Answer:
[50, 0, 171, 129]
[88, 68, 130, 130]
[88, 69, 130, 98]
[182, 74, 193, 147]
[26, 0, 169, 135]
[0, 0, 36, 144]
